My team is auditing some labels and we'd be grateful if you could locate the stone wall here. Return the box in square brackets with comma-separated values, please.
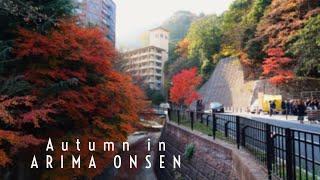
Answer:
[155, 122, 267, 180]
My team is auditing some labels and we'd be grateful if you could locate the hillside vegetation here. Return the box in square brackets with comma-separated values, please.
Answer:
[165, 0, 320, 89]
[162, 11, 199, 43]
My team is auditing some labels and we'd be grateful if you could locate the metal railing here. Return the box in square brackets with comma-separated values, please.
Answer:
[168, 108, 320, 180]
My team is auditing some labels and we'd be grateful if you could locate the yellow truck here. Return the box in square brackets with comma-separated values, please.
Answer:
[259, 94, 283, 113]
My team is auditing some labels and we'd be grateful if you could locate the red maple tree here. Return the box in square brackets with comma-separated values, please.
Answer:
[170, 68, 202, 106]
[0, 21, 148, 177]
[262, 48, 295, 85]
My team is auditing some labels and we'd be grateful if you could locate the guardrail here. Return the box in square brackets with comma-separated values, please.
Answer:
[168, 108, 320, 180]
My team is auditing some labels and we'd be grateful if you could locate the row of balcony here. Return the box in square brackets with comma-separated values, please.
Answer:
[127, 65, 162, 70]
[123, 50, 164, 59]
[130, 72, 163, 77]
[125, 58, 163, 66]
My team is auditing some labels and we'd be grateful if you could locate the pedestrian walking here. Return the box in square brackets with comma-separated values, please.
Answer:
[281, 100, 286, 115]
[297, 99, 306, 123]
[292, 100, 298, 115]
[269, 100, 276, 117]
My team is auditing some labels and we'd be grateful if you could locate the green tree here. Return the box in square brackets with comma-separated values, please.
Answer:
[200, 58, 214, 80]
[242, 0, 271, 53]
[288, 14, 320, 77]
[181, 15, 221, 79]
[244, 0, 271, 25]
[163, 11, 198, 94]
[219, 0, 253, 51]
[186, 15, 221, 61]
[145, 88, 165, 105]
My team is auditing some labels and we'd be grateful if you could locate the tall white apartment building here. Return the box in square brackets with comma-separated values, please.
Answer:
[122, 27, 170, 90]
[74, 0, 116, 44]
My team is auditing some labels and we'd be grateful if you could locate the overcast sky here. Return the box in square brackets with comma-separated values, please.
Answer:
[113, 0, 234, 48]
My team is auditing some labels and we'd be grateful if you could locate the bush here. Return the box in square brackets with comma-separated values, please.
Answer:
[184, 143, 196, 161]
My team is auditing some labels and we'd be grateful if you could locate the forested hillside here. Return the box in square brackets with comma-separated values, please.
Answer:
[162, 11, 199, 43]
[165, 0, 320, 91]
[161, 11, 199, 67]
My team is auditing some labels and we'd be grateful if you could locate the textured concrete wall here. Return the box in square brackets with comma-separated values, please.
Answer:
[197, 57, 255, 110]
[155, 122, 268, 180]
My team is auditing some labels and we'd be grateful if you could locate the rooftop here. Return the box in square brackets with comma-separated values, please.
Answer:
[122, 45, 166, 54]
[149, 26, 170, 33]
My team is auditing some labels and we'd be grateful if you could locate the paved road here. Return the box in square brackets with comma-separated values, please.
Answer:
[225, 112, 320, 134]
[201, 112, 320, 134]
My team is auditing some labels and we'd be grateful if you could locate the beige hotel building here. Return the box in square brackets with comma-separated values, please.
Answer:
[122, 27, 169, 90]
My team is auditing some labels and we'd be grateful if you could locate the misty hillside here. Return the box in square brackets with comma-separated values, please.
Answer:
[161, 11, 198, 43]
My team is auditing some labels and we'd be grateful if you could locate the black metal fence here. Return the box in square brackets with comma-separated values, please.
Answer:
[168, 108, 320, 180]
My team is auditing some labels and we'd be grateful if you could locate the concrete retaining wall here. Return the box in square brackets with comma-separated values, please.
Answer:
[196, 57, 320, 110]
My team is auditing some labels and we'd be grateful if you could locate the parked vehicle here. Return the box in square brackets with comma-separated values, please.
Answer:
[160, 103, 170, 109]
[209, 102, 224, 113]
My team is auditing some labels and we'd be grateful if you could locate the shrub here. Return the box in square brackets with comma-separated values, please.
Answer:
[184, 143, 196, 161]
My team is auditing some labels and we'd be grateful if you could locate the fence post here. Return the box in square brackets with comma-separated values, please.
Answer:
[225, 122, 229, 138]
[266, 124, 273, 180]
[206, 115, 209, 126]
[177, 109, 180, 125]
[190, 111, 194, 131]
[241, 126, 247, 147]
[285, 128, 294, 180]
[195, 110, 198, 121]
[167, 108, 171, 121]
[236, 116, 240, 149]
[212, 111, 216, 139]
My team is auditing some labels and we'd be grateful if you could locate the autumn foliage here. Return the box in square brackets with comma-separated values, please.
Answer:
[176, 38, 190, 58]
[170, 68, 202, 106]
[262, 48, 295, 85]
[255, 0, 320, 50]
[0, 21, 147, 177]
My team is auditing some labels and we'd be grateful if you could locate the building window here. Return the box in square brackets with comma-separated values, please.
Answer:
[88, 2, 100, 12]
[87, 13, 100, 25]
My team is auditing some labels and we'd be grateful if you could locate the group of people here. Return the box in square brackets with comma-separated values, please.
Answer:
[269, 98, 320, 122]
